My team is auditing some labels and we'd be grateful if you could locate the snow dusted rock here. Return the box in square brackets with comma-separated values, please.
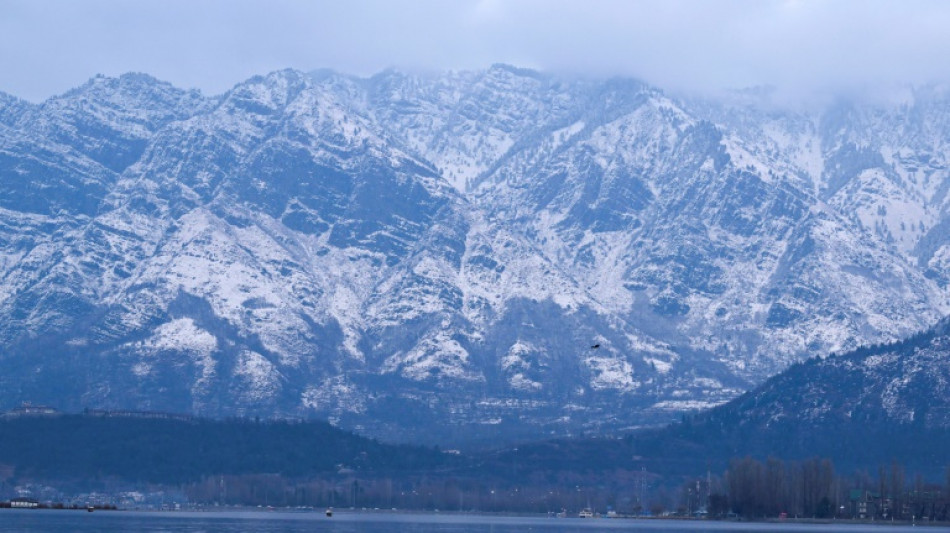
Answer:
[0, 67, 948, 445]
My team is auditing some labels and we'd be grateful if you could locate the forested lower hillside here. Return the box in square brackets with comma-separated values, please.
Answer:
[0, 413, 456, 485]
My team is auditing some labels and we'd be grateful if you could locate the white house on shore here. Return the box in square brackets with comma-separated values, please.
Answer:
[10, 498, 39, 508]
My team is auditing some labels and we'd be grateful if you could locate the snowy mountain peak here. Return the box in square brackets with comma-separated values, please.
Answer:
[1, 67, 949, 445]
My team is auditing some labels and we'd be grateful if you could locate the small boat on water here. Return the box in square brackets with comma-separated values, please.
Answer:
[325, 508, 333, 517]
[578, 508, 594, 518]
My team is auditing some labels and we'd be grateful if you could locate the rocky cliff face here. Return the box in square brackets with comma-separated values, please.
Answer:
[0, 67, 947, 445]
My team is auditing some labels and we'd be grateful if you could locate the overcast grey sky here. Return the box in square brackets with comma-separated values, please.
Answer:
[3, 0, 950, 102]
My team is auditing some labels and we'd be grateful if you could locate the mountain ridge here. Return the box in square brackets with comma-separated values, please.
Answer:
[0, 66, 948, 445]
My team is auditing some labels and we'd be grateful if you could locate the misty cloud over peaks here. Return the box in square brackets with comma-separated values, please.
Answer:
[2, 0, 949, 103]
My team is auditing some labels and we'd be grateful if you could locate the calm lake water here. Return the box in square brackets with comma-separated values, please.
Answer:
[1, 510, 947, 533]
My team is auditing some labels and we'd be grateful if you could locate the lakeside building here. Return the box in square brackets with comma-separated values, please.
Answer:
[9, 498, 39, 509]
[1, 403, 59, 419]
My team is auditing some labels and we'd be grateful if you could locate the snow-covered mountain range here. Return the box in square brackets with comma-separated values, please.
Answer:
[1, 66, 948, 444]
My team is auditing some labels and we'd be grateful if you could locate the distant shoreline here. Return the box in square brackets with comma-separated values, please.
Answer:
[6, 506, 949, 529]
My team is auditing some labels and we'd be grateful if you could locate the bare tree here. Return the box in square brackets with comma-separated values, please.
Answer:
[890, 461, 906, 520]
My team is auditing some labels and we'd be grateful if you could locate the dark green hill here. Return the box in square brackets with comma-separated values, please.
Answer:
[659, 316, 950, 471]
[0, 412, 458, 485]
